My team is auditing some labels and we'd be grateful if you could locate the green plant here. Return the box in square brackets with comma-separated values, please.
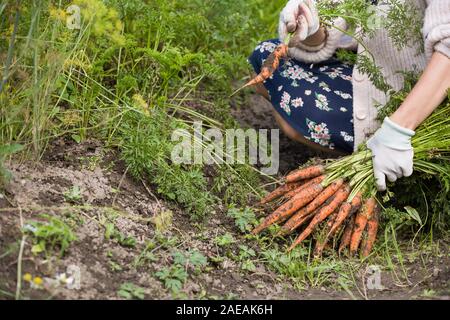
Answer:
[63, 186, 83, 203]
[237, 245, 257, 272]
[23, 214, 76, 257]
[155, 249, 207, 294]
[172, 249, 208, 272]
[103, 222, 137, 248]
[119, 109, 216, 219]
[260, 246, 345, 289]
[109, 261, 123, 272]
[214, 233, 235, 247]
[117, 282, 145, 300]
[0, 144, 23, 186]
[226, 206, 257, 233]
[155, 265, 188, 294]
[133, 241, 158, 268]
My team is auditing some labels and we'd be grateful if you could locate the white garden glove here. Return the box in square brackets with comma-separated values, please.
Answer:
[367, 117, 415, 192]
[278, 0, 320, 43]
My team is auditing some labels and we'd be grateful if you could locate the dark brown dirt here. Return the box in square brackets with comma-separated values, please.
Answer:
[0, 95, 449, 300]
[231, 94, 330, 174]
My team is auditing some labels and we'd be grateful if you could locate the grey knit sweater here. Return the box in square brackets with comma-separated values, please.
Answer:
[286, 0, 450, 150]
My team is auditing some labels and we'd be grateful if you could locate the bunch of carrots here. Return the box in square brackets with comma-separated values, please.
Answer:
[253, 164, 379, 258]
[251, 97, 450, 258]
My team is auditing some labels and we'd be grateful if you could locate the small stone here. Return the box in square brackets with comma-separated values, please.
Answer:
[230, 272, 241, 282]
[222, 259, 235, 270]
[433, 267, 440, 277]
[255, 265, 266, 273]
[186, 282, 201, 293]
[274, 284, 282, 293]
[204, 274, 213, 284]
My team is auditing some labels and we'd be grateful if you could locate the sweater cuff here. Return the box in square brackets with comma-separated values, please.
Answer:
[433, 37, 450, 58]
[287, 18, 347, 64]
[424, 25, 450, 59]
[422, 0, 450, 59]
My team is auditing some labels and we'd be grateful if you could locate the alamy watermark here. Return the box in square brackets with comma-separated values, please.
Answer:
[366, 265, 384, 290]
[171, 121, 280, 175]
[66, 5, 81, 30]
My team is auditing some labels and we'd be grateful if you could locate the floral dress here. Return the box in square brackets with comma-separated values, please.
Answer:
[248, 39, 355, 153]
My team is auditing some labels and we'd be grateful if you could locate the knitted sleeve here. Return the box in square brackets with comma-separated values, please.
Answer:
[423, 0, 450, 59]
[285, 18, 348, 64]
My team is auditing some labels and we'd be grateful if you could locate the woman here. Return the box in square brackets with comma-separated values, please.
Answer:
[249, 0, 450, 191]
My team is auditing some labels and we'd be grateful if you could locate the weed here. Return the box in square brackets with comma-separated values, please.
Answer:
[114, 233, 137, 248]
[109, 261, 123, 272]
[23, 215, 76, 257]
[241, 260, 257, 272]
[155, 249, 207, 295]
[226, 206, 257, 233]
[155, 265, 188, 294]
[133, 247, 158, 268]
[172, 249, 208, 273]
[103, 220, 137, 248]
[0, 144, 23, 186]
[79, 155, 102, 171]
[119, 109, 216, 219]
[421, 289, 437, 298]
[152, 210, 173, 233]
[63, 186, 83, 203]
[237, 245, 257, 272]
[117, 282, 145, 300]
[259, 245, 348, 289]
[155, 234, 180, 250]
[214, 233, 235, 247]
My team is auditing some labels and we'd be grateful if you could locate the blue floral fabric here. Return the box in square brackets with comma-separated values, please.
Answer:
[248, 39, 355, 153]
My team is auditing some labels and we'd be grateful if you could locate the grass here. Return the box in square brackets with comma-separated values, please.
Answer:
[1, 0, 282, 220]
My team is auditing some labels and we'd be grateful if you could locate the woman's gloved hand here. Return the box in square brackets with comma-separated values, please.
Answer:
[278, 0, 320, 43]
[367, 117, 415, 191]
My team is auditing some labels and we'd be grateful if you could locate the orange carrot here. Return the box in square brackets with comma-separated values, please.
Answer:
[283, 175, 325, 200]
[338, 214, 355, 254]
[285, 165, 325, 184]
[237, 44, 288, 90]
[349, 197, 377, 255]
[280, 178, 344, 234]
[260, 181, 303, 204]
[288, 185, 350, 251]
[362, 210, 379, 257]
[251, 182, 323, 235]
[327, 192, 362, 238]
[327, 210, 338, 227]
[277, 211, 315, 236]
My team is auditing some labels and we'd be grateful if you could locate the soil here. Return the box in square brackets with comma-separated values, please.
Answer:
[0, 94, 449, 300]
[231, 94, 331, 174]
